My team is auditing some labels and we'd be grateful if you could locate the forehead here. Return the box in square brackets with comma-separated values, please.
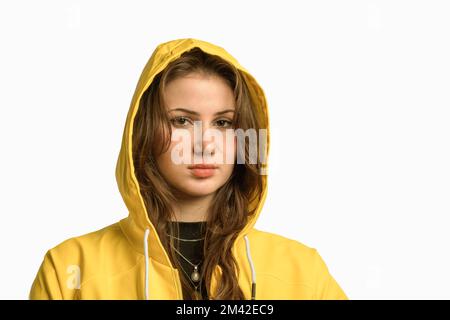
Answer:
[164, 74, 235, 115]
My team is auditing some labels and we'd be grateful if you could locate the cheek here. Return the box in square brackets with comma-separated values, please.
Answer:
[157, 127, 189, 166]
[222, 133, 237, 164]
[155, 139, 179, 173]
[220, 135, 236, 178]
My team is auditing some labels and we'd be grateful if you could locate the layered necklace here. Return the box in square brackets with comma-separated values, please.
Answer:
[167, 222, 206, 299]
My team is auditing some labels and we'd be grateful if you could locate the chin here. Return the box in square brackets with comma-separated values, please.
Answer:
[177, 180, 223, 197]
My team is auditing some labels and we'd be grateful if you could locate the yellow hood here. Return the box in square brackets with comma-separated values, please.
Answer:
[30, 38, 348, 300]
[116, 38, 269, 299]
[116, 37, 269, 264]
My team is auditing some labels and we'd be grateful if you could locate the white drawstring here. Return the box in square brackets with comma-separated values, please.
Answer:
[144, 228, 150, 300]
[244, 235, 257, 300]
[144, 229, 256, 300]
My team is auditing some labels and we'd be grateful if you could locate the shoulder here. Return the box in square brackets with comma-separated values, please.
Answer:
[244, 228, 322, 279]
[40, 221, 138, 285]
[245, 228, 348, 299]
[30, 222, 128, 299]
[46, 222, 124, 261]
[246, 228, 318, 260]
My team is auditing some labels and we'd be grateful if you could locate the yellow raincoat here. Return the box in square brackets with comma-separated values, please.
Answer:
[30, 38, 348, 300]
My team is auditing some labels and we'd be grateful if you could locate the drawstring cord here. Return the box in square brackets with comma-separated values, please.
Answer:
[144, 228, 150, 300]
[143, 229, 257, 300]
[244, 235, 257, 300]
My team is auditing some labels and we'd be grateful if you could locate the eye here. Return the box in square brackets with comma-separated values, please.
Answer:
[215, 119, 233, 128]
[170, 116, 191, 127]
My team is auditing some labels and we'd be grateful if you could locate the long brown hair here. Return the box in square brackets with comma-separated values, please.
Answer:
[132, 47, 266, 299]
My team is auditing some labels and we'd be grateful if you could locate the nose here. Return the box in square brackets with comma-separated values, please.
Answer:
[193, 120, 216, 160]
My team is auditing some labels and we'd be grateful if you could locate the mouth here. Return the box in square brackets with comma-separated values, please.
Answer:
[188, 164, 218, 178]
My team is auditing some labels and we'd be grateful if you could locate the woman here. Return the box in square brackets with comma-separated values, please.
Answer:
[30, 38, 348, 300]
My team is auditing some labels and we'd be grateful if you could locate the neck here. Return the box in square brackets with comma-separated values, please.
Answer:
[171, 192, 214, 222]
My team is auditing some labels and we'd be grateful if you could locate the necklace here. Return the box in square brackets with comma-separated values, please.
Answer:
[171, 244, 202, 283]
[166, 233, 205, 242]
[176, 258, 203, 298]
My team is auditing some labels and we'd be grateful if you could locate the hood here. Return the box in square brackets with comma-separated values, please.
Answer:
[115, 38, 270, 298]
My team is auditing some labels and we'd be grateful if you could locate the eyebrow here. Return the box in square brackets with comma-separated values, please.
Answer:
[169, 108, 235, 116]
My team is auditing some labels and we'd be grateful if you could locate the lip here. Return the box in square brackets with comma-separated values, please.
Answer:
[188, 164, 218, 178]
[188, 164, 219, 169]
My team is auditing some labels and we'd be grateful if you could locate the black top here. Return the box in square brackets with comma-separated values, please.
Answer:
[168, 221, 208, 300]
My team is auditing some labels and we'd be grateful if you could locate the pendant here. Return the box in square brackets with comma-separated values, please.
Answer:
[193, 289, 202, 300]
[191, 265, 200, 282]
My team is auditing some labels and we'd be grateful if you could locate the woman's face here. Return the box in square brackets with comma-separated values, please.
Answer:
[156, 72, 236, 198]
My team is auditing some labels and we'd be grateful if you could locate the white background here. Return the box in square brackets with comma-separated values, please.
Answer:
[1, 0, 449, 299]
